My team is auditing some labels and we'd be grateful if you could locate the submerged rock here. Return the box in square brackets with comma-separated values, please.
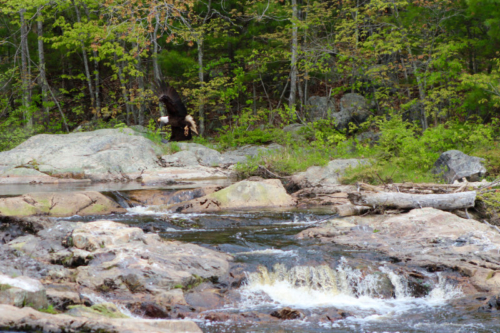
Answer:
[168, 179, 296, 213]
[0, 191, 124, 217]
[270, 307, 304, 320]
[0, 304, 202, 333]
[432, 150, 487, 183]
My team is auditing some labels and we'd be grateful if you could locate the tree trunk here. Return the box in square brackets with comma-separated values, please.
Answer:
[135, 43, 145, 125]
[348, 191, 476, 210]
[115, 53, 133, 126]
[72, 0, 95, 115]
[20, 8, 32, 129]
[37, 9, 49, 129]
[197, 38, 205, 135]
[153, 13, 166, 117]
[288, 0, 298, 111]
[84, 4, 100, 119]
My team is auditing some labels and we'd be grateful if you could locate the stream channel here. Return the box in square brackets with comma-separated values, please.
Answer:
[6, 182, 500, 332]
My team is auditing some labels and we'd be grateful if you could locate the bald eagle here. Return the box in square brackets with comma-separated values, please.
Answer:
[155, 80, 198, 142]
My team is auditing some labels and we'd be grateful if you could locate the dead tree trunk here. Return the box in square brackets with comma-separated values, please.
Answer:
[348, 191, 476, 210]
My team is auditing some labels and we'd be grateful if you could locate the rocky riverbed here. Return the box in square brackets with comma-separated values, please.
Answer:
[1, 128, 499, 332]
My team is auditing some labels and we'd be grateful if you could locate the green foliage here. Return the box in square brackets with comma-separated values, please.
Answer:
[235, 145, 331, 178]
[38, 305, 58, 314]
[340, 116, 499, 184]
[217, 127, 277, 149]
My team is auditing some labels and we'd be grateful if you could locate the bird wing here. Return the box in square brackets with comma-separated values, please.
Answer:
[155, 80, 188, 118]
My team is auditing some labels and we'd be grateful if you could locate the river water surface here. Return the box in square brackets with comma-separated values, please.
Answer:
[56, 189, 500, 333]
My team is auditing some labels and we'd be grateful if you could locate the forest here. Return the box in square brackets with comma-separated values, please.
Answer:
[1, 0, 500, 183]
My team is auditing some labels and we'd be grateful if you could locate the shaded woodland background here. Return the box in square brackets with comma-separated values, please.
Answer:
[1, 0, 500, 152]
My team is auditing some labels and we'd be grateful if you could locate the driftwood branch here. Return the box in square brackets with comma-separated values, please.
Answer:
[348, 191, 476, 210]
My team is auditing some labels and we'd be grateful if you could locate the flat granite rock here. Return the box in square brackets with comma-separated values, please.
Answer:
[298, 207, 500, 294]
[0, 304, 202, 333]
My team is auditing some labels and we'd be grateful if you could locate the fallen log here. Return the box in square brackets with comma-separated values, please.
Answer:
[348, 191, 476, 210]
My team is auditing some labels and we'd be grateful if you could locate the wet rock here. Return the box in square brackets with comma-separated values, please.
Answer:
[168, 179, 296, 213]
[298, 208, 500, 294]
[185, 289, 225, 309]
[0, 274, 48, 309]
[0, 128, 163, 182]
[270, 307, 304, 320]
[125, 187, 220, 206]
[68, 221, 231, 293]
[67, 302, 128, 319]
[0, 191, 124, 217]
[290, 159, 368, 189]
[0, 303, 202, 333]
[46, 287, 83, 310]
[432, 150, 487, 183]
[306, 96, 336, 121]
[0, 216, 52, 244]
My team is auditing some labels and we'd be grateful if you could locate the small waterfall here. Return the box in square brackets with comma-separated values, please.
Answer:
[241, 258, 462, 313]
[380, 266, 411, 299]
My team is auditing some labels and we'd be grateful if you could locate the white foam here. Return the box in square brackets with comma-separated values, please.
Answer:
[126, 206, 207, 219]
[236, 248, 298, 257]
[238, 260, 462, 318]
[0, 274, 42, 292]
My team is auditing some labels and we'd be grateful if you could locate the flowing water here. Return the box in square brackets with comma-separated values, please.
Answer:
[57, 193, 500, 333]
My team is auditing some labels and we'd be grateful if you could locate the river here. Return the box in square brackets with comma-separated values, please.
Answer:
[51, 188, 500, 333]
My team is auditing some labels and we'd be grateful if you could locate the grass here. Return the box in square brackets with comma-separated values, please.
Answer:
[235, 146, 332, 178]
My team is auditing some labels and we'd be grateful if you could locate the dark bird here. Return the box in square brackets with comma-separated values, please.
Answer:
[155, 80, 198, 142]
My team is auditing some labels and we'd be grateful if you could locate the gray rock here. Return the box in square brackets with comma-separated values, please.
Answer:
[0, 191, 124, 217]
[336, 93, 371, 129]
[0, 274, 48, 309]
[0, 128, 163, 182]
[297, 207, 500, 294]
[283, 124, 306, 135]
[306, 96, 336, 121]
[168, 179, 296, 213]
[68, 221, 231, 292]
[306, 94, 371, 129]
[220, 144, 283, 165]
[291, 159, 368, 188]
[162, 150, 201, 167]
[432, 150, 487, 183]
[0, 304, 202, 333]
[162, 146, 223, 167]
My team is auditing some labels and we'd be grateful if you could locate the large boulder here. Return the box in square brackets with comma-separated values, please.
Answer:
[168, 179, 296, 213]
[306, 94, 371, 129]
[306, 96, 336, 121]
[0, 191, 124, 217]
[0, 274, 48, 309]
[335, 93, 371, 129]
[291, 159, 367, 188]
[161, 143, 283, 167]
[298, 208, 500, 294]
[0, 128, 163, 182]
[62, 221, 231, 292]
[0, 304, 202, 333]
[432, 150, 487, 183]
